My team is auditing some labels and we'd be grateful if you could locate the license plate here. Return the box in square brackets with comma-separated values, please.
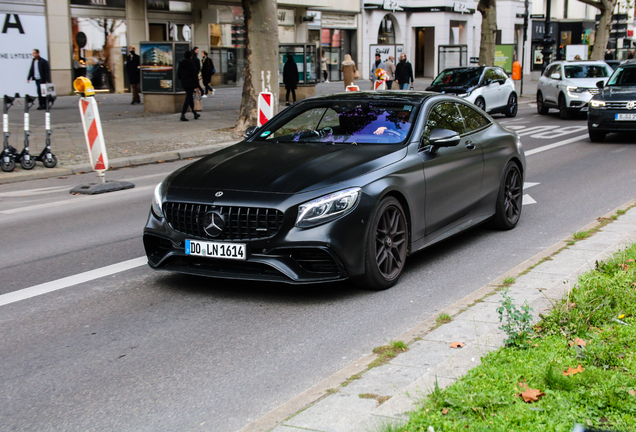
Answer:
[616, 113, 636, 121]
[185, 239, 246, 260]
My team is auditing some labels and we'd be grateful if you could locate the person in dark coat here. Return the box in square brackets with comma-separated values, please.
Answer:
[125, 45, 141, 104]
[192, 46, 204, 94]
[201, 50, 215, 97]
[283, 53, 299, 106]
[26, 49, 51, 110]
[394, 53, 414, 90]
[177, 50, 200, 121]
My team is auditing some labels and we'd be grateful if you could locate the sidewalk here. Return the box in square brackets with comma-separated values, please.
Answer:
[0, 75, 538, 185]
[242, 199, 636, 432]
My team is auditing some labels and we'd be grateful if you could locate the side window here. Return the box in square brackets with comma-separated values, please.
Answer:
[495, 69, 507, 81]
[482, 68, 498, 84]
[543, 65, 554, 78]
[457, 103, 491, 132]
[423, 102, 465, 143]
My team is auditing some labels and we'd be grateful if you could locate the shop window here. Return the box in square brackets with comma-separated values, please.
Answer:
[72, 17, 127, 92]
[378, 15, 395, 44]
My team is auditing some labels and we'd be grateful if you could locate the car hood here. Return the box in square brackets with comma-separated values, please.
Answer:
[566, 77, 609, 88]
[425, 84, 475, 94]
[168, 141, 407, 194]
[598, 86, 636, 100]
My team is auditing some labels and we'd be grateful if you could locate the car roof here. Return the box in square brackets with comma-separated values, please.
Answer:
[552, 60, 611, 66]
[305, 91, 436, 104]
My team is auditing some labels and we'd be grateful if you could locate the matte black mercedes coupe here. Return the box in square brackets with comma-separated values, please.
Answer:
[143, 92, 525, 290]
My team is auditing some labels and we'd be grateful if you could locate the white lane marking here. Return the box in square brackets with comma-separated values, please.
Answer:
[0, 184, 155, 215]
[522, 195, 537, 205]
[0, 185, 71, 197]
[525, 134, 589, 156]
[0, 257, 147, 307]
[512, 125, 560, 136]
[524, 182, 540, 189]
[530, 126, 586, 139]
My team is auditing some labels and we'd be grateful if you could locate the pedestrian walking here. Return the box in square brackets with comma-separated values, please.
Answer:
[192, 46, 204, 94]
[321, 50, 329, 83]
[341, 54, 358, 88]
[370, 53, 386, 89]
[26, 49, 51, 110]
[395, 53, 414, 90]
[283, 53, 298, 106]
[126, 45, 141, 104]
[177, 50, 200, 121]
[385, 55, 396, 89]
[201, 50, 215, 98]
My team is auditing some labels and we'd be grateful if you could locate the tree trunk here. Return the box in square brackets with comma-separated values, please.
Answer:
[478, 0, 497, 66]
[235, 0, 279, 131]
[577, 0, 619, 60]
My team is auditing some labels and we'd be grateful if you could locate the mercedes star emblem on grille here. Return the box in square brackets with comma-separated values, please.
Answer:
[627, 101, 636, 110]
[215, 191, 224, 197]
[202, 211, 225, 237]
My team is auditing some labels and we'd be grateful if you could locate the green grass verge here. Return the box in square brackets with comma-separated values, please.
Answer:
[398, 244, 636, 432]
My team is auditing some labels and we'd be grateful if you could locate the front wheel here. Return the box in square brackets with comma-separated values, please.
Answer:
[20, 156, 36, 170]
[492, 161, 523, 230]
[474, 98, 486, 112]
[1, 157, 15, 172]
[505, 93, 518, 117]
[589, 130, 606, 142]
[558, 94, 570, 120]
[354, 196, 408, 290]
[42, 154, 57, 168]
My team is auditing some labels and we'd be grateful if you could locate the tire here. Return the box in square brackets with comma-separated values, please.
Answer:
[505, 93, 518, 118]
[589, 130, 606, 142]
[492, 161, 523, 230]
[536, 92, 549, 115]
[42, 154, 57, 168]
[354, 196, 408, 290]
[20, 156, 36, 170]
[558, 94, 570, 120]
[474, 98, 486, 112]
[1, 157, 15, 172]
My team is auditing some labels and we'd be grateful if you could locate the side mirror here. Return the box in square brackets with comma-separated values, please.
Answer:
[243, 125, 258, 139]
[550, 73, 561, 80]
[483, 79, 492, 86]
[429, 128, 461, 147]
[596, 80, 605, 89]
[496, 79, 505, 85]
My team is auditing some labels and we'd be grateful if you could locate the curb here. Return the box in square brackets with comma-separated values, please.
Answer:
[239, 196, 636, 432]
[0, 141, 239, 185]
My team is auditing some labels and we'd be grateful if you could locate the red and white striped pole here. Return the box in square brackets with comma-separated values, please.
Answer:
[345, 84, 360, 91]
[257, 92, 273, 127]
[79, 97, 108, 179]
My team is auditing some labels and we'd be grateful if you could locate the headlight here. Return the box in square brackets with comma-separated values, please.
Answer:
[567, 86, 587, 98]
[151, 182, 164, 218]
[590, 100, 606, 108]
[296, 187, 361, 228]
[457, 92, 470, 98]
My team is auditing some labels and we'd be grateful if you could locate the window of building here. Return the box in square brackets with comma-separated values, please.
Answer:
[378, 15, 395, 44]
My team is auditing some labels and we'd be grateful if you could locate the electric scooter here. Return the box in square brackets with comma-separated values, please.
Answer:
[17, 94, 36, 170]
[1, 93, 18, 172]
[34, 94, 57, 168]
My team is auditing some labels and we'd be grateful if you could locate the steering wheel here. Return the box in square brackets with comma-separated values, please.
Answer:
[382, 129, 402, 138]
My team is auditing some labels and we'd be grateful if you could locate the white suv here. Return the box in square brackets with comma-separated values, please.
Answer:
[536, 60, 613, 119]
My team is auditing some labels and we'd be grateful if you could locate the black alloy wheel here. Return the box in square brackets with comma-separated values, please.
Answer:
[505, 93, 518, 118]
[589, 130, 606, 142]
[492, 161, 523, 230]
[558, 94, 570, 120]
[355, 196, 408, 290]
[474, 98, 486, 112]
[536, 92, 549, 114]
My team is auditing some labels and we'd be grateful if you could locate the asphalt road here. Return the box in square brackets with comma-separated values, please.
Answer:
[1, 102, 635, 432]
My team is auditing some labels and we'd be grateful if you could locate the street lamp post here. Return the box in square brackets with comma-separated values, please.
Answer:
[541, 0, 553, 73]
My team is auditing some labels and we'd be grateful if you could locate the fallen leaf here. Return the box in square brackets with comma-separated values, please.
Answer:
[620, 263, 631, 271]
[629, 389, 636, 396]
[449, 342, 465, 349]
[575, 338, 587, 347]
[628, 259, 635, 263]
[442, 408, 450, 415]
[563, 364, 584, 376]
[520, 388, 545, 403]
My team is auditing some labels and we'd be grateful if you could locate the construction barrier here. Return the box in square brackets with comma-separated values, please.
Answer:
[78, 97, 108, 175]
[345, 85, 360, 92]
[258, 92, 273, 127]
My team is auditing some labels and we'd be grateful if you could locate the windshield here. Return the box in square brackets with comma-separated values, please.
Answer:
[254, 101, 418, 145]
[564, 65, 611, 79]
[431, 68, 483, 87]
[607, 66, 636, 86]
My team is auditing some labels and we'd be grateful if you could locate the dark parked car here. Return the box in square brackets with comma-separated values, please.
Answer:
[588, 60, 636, 142]
[143, 92, 526, 289]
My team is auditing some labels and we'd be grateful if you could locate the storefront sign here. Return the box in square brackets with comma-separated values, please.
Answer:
[140, 42, 174, 93]
[147, 0, 192, 11]
[278, 9, 295, 26]
[0, 14, 48, 98]
[322, 13, 357, 29]
[70, 0, 125, 7]
[494, 44, 514, 73]
[369, 44, 403, 79]
[307, 11, 322, 28]
[453, 2, 468, 13]
[383, 0, 403, 12]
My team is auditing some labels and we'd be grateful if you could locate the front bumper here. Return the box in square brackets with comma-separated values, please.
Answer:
[143, 192, 376, 284]
[588, 109, 636, 133]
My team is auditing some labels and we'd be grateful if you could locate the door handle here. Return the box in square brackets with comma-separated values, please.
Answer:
[465, 140, 476, 150]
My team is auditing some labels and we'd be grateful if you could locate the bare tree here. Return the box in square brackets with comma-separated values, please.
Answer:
[578, 0, 619, 60]
[478, 0, 497, 66]
[235, 0, 279, 131]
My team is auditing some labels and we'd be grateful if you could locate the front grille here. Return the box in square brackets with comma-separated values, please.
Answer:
[606, 101, 629, 110]
[164, 202, 284, 241]
[600, 120, 636, 130]
[290, 248, 340, 273]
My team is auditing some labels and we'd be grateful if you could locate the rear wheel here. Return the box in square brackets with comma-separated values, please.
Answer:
[474, 97, 486, 112]
[20, 156, 35, 170]
[492, 161, 523, 230]
[589, 130, 606, 142]
[42, 154, 57, 168]
[354, 196, 408, 290]
[1, 157, 15, 172]
[505, 93, 518, 117]
[558, 94, 570, 120]
[536, 92, 549, 115]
